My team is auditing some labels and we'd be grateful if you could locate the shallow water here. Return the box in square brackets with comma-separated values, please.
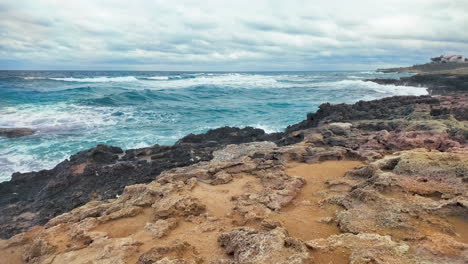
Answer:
[0, 71, 425, 181]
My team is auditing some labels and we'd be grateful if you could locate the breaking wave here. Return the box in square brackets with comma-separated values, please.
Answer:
[1, 70, 427, 181]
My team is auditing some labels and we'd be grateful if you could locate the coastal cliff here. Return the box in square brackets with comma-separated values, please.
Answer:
[0, 69, 467, 263]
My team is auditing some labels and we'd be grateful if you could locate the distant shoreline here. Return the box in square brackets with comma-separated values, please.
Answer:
[377, 61, 468, 74]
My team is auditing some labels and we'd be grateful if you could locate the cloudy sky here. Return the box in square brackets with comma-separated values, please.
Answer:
[1, 0, 467, 71]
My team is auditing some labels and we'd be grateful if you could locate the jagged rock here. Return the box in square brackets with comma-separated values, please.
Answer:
[152, 196, 206, 219]
[137, 242, 202, 264]
[413, 233, 468, 264]
[0, 78, 466, 263]
[307, 233, 413, 263]
[22, 238, 57, 263]
[334, 150, 468, 243]
[286, 96, 440, 132]
[218, 227, 309, 264]
[366, 74, 468, 95]
[0, 127, 287, 239]
[212, 142, 277, 162]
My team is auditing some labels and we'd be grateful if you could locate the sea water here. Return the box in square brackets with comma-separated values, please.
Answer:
[0, 71, 426, 181]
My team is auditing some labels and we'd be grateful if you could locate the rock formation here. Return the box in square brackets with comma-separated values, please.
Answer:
[0, 127, 291, 239]
[366, 74, 468, 95]
[0, 68, 466, 263]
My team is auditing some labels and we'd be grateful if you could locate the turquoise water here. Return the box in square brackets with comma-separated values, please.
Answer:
[0, 71, 426, 181]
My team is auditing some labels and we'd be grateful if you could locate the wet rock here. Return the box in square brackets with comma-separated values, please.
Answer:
[286, 96, 439, 133]
[366, 74, 468, 95]
[0, 127, 36, 138]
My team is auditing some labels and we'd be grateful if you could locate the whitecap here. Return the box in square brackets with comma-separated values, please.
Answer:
[0, 103, 119, 133]
[320, 80, 428, 97]
[23, 77, 47, 80]
[249, 123, 282, 134]
[49, 76, 139, 82]
[146, 76, 169, 80]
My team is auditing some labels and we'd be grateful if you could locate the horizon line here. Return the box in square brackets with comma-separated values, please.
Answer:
[0, 69, 379, 72]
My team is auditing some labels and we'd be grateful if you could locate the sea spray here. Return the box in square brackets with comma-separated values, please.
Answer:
[0, 70, 425, 180]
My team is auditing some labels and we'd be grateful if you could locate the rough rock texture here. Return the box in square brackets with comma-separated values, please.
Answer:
[0, 127, 292, 239]
[4, 78, 466, 240]
[0, 141, 465, 263]
[0, 141, 316, 263]
[335, 150, 468, 236]
[307, 233, 414, 263]
[0, 70, 467, 263]
[218, 227, 309, 264]
[286, 95, 465, 132]
[0, 128, 35, 138]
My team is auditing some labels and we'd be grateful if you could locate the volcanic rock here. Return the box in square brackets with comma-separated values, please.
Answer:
[0, 128, 35, 138]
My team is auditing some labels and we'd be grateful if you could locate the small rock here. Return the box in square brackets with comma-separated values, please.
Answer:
[0, 128, 35, 138]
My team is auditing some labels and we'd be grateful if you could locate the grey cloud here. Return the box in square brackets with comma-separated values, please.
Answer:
[0, 0, 467, 70]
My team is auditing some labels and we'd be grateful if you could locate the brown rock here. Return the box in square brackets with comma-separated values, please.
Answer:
[218, 227, 309, 264]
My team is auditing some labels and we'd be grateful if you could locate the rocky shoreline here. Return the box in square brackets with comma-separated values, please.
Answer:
[0, 127, 297, 239]
[366, 74, 468, 95]
[368, 62, 468, 96]
[0, 68, 467, 263]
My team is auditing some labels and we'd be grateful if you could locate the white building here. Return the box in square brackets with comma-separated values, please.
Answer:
[431, 55, 466, 63]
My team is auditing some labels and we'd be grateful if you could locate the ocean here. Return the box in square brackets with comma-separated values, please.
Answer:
[0, 71, 427, 181]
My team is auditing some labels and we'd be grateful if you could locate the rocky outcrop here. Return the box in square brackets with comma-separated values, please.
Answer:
[0, 142, 465, 263]
[0, 73, 467, 263]
[0, 128, 35, 138]
[319, 150, 468, 264]
[286, 95, 440, 132]
[0, 141, 317, 263]
[366, 74, 468, 95]
[377, 62, 468, 73]
[2, 93, 467, 240]
[286, 95, 467, 150]
[0, 127, 291, 239]
[218, 227, 309, 264]
[369, 63, 468, 96]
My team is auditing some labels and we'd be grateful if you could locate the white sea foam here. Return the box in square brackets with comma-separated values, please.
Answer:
[319, 80, 428, 96]
[0, 104, 118, 133]
[49, 76, 139, 82]
[250, 123, 282, 133]
[2, 72, 432, 181]
[0, 146, 65, 181]
[23, 77, 47, 80]
[142, 73, 294, 89]
[146, 76, 169, 80]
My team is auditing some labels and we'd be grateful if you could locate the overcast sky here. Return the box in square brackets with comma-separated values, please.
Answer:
[1, 0, 467, 71]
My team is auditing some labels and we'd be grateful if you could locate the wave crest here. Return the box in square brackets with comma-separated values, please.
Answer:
[50, 76, 139, 82]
